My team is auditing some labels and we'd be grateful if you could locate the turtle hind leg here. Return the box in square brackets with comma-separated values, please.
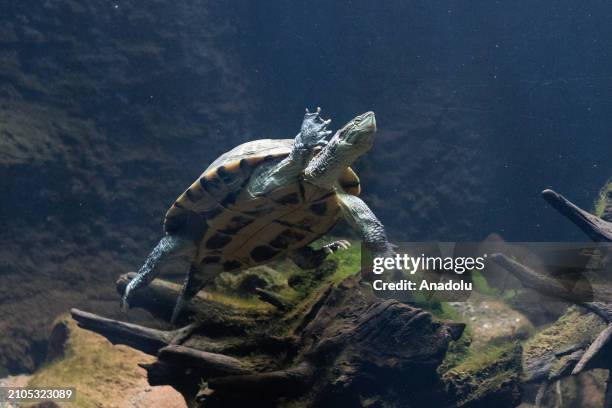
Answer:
[122, 234, 196, 312]
[289, 240, 351, 269]
[171, 263, 218, 324]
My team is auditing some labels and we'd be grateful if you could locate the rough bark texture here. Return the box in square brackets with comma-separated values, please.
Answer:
[493, 186, 612, 406]
[73, 272, 462, 407]
[542, 189, 612, 242]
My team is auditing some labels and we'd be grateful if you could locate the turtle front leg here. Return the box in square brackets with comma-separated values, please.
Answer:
[337, 192, 396, 278]
[121, 234, 197, 312]
[289, 240, 351, 269]
[287, 107, 332, 167]
[294, 107, 332, 152]
[248, 107, 332, 196]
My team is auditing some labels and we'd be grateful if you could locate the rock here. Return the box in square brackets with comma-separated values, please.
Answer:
[449, 293, 533, 350]
[443, 342, 523, 408]
[26, 402, 60, 408]
[45, 319, 69, 362]
[0, 374, 30, 388]
[0, 1, 255, 374]
[521, 307, 606, 383]
[26, 315, 186, 408]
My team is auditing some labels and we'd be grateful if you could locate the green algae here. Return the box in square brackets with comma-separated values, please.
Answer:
[207, 237, 362, 311]
[522, 306, 606, 379]
[594, 178, 612, 219]
[280, 238, 362, 331]
[325, 239, 362, 283]
[199, 237, 362, 334]
[277, 237, 361, 300]
[471, 270, 501, 296]
[442, 341, 522, 408]
[205, 291, 273, 311]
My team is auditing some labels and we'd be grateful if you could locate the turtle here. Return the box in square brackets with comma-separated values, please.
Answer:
[122, 108, 395, 323]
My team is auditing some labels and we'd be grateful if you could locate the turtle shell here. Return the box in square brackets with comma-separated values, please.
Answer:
[164, 139, 360, 272]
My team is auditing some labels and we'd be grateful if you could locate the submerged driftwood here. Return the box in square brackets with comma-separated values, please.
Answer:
[69, 185, 612, 406]
[493, 187, 612, 407]
[541, 189, 612, 242]
[72, 270, 463, 407]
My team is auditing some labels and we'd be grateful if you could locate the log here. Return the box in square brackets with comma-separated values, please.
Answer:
[542, 189, 612, 242]
[535, 382, 549, 408]
[71, 308, 173, 354]
[116, 272, 269, 331]
[117, 272, 256, 316]
[207, 361, 314, 396]
[490, 253, 612, 303]
[446, 321, 467, 341]
[158, 345, 252, 376]
[486, 185, 612, 407]
[140, 360, 201, 399]
[550, 350, 584, 380]
[580, 302, 612, 323]
[490, 255, 612, 376]
[254, 287, 292, 311]
[572, 324, 612, 374]
[73, 273, 459, 407]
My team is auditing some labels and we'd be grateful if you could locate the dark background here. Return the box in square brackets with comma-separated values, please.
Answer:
[233, 0, 611, 241]
[0, 0, 610, 374]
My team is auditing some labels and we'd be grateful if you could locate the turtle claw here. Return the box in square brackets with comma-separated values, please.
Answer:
[121, 281, 135, 313]
[120, 297, 130, 313]
[323, 239, 352, 255]
[305, 107, 322, 114]
[316, 130, 332, 145]
[298, 107, 333, 150]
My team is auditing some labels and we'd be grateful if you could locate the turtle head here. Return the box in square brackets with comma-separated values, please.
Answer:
[334, 111, 377, 156]
[304, 111, 376, 189]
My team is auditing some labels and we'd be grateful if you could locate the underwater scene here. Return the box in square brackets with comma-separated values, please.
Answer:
[1, 1, 612, 407]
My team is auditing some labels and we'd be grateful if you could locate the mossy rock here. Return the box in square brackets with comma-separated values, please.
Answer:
[27, 315, 184, 407]
[522, 306, 606, 383]
[443, 342, 522, 408]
